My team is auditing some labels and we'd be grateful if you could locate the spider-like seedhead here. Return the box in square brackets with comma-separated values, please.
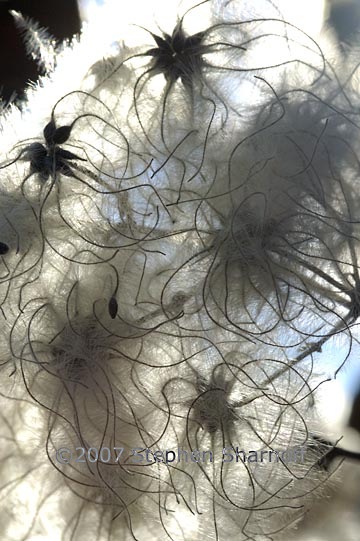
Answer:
[219, 207, 280, 272]
[52, 346, 90, 383]
[22, 119, 85, 181]
[192, 373, 237, 434]
[145, 22, 207, 90]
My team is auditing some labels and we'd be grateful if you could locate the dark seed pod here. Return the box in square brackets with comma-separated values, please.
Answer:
[108, 296, 118, 319]
[53, 125, 72, 145]
[43, 121, 72, 146]
[43, 120, 57, 145]
[0, 242, 9, 255]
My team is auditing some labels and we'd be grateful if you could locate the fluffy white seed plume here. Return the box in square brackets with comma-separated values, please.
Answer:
[0, 0, 359, 539]
[11, 10, 58, 74]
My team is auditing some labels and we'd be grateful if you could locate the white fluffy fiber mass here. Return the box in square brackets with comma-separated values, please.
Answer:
[0, 0, 359, 539]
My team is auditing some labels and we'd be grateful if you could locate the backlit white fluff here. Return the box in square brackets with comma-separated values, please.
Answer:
[0, 1, 359, 540]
